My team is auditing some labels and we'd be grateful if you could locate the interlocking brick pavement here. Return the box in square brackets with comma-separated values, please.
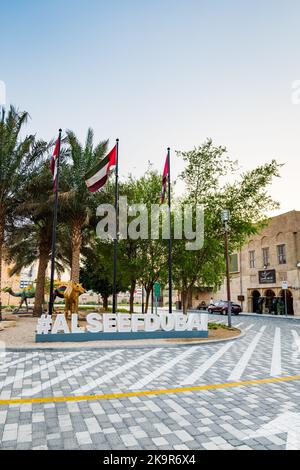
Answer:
[1, 315, 300, 449]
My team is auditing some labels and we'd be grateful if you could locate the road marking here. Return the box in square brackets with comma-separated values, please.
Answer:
[180, 341, 235, 385]
[244, 412, 300, 450]
[291, 330, 300, 365]
[129, 346, 200, 390]
[292, 329, 300, 352]
[0, 353, 39, 371]
[244, 324, 254, 332]
[73, 348, 161, 395]
[234, 322, 243, 328]
[22, 350, 121, 396]
[228, 326, 266, 381]
[0, 352, 82, 394]
[1, 373, 300, 406]
[270, 327, 281, 377]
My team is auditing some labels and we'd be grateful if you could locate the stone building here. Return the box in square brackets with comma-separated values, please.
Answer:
[215, 210, 300, 316]
[1, 256, 21, 306]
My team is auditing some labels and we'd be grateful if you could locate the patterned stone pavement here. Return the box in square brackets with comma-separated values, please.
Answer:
[1, 314, 300, 450]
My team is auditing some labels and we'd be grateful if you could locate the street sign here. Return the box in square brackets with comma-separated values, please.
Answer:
[282, 281, 288, 290]
[259, 269, 276, 284]
[154, 282, 161, 299]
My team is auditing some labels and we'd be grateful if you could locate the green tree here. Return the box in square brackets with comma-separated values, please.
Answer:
[174, 139, 281, 313]
[0, 106, 46, 319]
[60, 129, 109, 283]
[81, 169, 168, 313]
[5, 163, 68, 316]
[80, 236, 128, 309]
[132, 167, 168, 312]
[117, 177, 144, 313]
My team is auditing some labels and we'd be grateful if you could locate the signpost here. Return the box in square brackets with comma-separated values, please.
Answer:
[154, 282, 160, 299]
[154, 282, 160, 315]
[282, 281, 288, 316]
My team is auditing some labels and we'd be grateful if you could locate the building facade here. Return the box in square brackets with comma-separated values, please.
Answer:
[216, 211, 300, 316]
[1, 257, 21, 306]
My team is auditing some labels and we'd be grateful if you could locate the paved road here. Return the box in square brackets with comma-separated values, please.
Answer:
[0, 314, 300, 450]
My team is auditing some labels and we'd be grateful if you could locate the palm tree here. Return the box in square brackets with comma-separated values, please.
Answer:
[0, 106, 46, 319]
[5, 163, 68, 316]
[60, 129, 109, 283]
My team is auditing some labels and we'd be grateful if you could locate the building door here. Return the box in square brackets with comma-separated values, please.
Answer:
[265, 289, 276, 314]
[252, 290, 260, 313]
[279, 289, 294, 316]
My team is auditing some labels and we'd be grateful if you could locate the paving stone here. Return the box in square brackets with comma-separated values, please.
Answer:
[1, 315, 300, 450]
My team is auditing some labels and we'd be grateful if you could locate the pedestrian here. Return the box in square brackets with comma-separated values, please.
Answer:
[258, 296, 264, 314]
[278, 298, 285, 316]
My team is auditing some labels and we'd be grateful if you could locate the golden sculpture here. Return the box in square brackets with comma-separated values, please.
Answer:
[54, 281, 86, 320]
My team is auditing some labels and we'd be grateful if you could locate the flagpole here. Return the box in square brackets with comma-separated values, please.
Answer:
[48, 129, 62, 316]
[112, 138, 119, 313]
[167, 147, 172, 314]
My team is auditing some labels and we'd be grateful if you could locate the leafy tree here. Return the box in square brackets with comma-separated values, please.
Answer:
[174, 139, 281, 313]
[60, 129, 109, 283]
[117, 177, 145, 313]
[81, 168, 168, 313]
[80, 236, 128, 309]
[132, 167, 169, 312]
[0, 106, 46, 319]
[5, 163, 68, 316]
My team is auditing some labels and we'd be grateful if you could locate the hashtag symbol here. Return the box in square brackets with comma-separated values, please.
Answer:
[36, 315, 52, 334]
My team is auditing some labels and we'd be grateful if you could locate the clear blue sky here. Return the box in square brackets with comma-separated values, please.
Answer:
[1, 0, 300, 213]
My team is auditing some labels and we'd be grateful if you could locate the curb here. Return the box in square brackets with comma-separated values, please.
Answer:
[5, 330, 245, 352]
[236, 313, 300, 321]
[190, 310, 300, 322]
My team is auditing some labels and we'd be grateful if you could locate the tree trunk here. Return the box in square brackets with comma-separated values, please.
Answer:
[129, 280, 136, 313]
[33, 247, 49, 317]
[102, 294, 108, 310]
[71, 220, 82, 283]
[144, 287, 152, 313]
[0, 215, 4, 322]
[182, 285, 193, 314]
[181, 289, 188, 315]
[187, 285, 193, 309]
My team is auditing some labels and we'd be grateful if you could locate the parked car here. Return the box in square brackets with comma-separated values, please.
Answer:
[196, 301, 208, 310]
[207, 300, 242, 315]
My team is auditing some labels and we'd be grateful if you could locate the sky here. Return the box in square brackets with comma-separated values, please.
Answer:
[1, 0, 300, 215]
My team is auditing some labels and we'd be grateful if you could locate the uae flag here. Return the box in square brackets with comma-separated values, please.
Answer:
[85, 145, 117, 192]
[161, 154, 169, 203]
[50, 136, 60, 192]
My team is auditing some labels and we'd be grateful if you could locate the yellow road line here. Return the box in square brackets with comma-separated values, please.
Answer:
[1, 374, 300, 406]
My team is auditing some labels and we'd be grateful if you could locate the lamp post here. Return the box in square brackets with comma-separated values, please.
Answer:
[141, 286, 144, 314]
[297, 262, 300, 289]
[221, 209, 232, 328]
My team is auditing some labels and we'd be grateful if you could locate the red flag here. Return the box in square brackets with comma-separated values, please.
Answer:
[50, 137, 60, 191]
[84, 145, 117, 192]
[161, 154, 169, 203]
